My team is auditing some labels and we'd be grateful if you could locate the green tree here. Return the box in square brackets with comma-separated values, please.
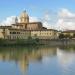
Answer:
[59, 34, 64, 39]
[73, 33, 75, 38]
[64, 34, 70, 39]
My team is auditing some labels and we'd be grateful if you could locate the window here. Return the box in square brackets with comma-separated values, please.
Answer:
[50, 33, 51, 35]
[13, 32, 16, 34]
[10, 32, 17, 34]
[10, 32, 12, 34]
[34, 34, 37, 37]
[17, 32, 20, 34]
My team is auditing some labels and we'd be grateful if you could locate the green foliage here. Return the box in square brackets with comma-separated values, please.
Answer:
[16, 38, 26, 45]
[0, 37, 40, 46]
[64, 34, 70, 39]
[59, 34, 72, 39]
[35, 38, 39, 42]
[73, 33, 75, 38]
[26, 37, 40, 45]
[0, 39, 11, 46]
[59, 34, 65, 39]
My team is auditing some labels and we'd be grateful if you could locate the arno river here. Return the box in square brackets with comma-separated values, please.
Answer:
[0, 45, 75, 75]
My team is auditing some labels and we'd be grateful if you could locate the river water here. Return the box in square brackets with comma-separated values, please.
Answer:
[0, 45, 75, 75]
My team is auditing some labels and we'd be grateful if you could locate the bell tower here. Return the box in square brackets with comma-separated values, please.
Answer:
[20, 10, 29, 23]
[15, 17, 18, 24]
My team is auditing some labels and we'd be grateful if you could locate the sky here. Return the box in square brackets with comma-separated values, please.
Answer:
[0, 0, 75, 30]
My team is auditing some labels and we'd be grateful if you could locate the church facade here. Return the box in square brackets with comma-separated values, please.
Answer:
[12, 10, 43, 30]
[0, 11, 58, 40]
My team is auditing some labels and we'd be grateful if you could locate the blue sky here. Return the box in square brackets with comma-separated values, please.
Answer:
[0, 0, 75, 20]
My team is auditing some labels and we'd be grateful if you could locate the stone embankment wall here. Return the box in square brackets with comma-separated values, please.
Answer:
[39, 39, 75, 46]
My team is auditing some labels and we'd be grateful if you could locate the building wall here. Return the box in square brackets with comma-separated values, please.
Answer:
[31, 30, 58, 39]
[27, 22, 42, 30]
[0, 29, 4, 39]
[4, 29, 31, 39]
[0, 11, 59, 40]
[63, 32, 74, 36]
[12, 22, 42, 30]
[1, 29, 58, 40]
[27, 24, 39, 30]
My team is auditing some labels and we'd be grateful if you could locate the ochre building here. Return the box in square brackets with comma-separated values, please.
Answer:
[0, 10, 58, 40]
[12, 10, 42, 30]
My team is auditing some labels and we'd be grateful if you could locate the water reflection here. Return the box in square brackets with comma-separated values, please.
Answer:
[0, 46, 75, 75]
[0, 46, 56, 75]
[57, 47, 75, 75]
[57, 48, 75, 66]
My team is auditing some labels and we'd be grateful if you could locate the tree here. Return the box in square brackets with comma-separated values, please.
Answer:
[35, 38, 39, 42]
[64, 34, 70, 39]
[59, 34, 64, 39]
[73, 33, 75, 38]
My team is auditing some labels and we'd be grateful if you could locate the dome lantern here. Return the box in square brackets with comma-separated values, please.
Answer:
[20, 10, 29, 23]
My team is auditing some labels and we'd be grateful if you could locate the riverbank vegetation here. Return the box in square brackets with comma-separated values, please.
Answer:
[0, 36, 75, 46]
[59, 33, 75, 39]
[0, 37, 41, 46]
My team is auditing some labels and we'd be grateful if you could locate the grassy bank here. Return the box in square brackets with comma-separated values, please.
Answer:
[0, 38, 42, 46]
[0, 38, 75, 46]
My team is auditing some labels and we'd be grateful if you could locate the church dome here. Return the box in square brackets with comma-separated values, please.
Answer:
[20, 10, 29, 18]
[20, 10, 29, 23]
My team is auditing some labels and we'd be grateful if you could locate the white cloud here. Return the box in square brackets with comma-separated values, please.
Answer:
[40, 10, 56, 29]
[29, 16, 40, 22]
[56, 8, 75, 30]
[43, 11, 51, 21]
[0, 10, 54, 29]
[29, 16, 52, 29]
[43, 22, 51, 29]
[0, 16, 40, 26]
[0, 16, 16, 26]
[57, 48, 75, 68]
[42, 9, 75, 30]
[1, 8, 75, 31]
[59, 8, 75, 18]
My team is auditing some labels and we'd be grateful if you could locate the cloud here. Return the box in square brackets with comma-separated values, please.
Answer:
[29, 16, 52, 29]
[59, 8, 75, 18]
[56, 8, 75, 30]
[0, 10, 55, 29]
[57, 48, 75, 68]
[42, 8, 75, 30]
[39, 8, 75, 30]
[29, 16, 40, 22]
[0, 16, 40, 26]
[0, 10, 56, 29]
[40, 10, 57, 29]
[1, 8, 75, 31]
[0, 16, 17, 26]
